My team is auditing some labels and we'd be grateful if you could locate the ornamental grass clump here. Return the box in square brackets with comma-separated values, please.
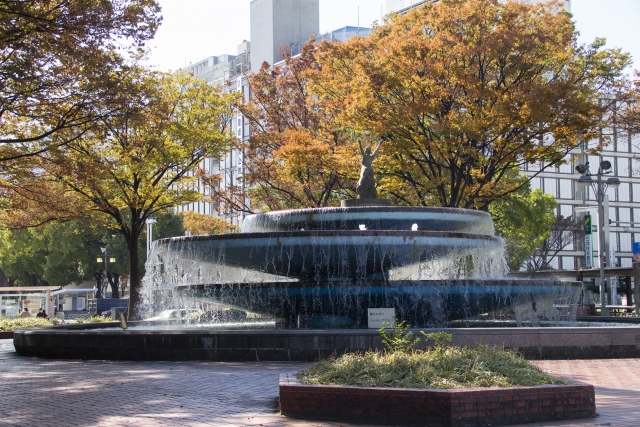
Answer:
[297, 324, 568, 390]
[0, 317, 52, 331]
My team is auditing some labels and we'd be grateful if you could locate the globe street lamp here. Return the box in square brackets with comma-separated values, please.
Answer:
[575, 161, 620, 316]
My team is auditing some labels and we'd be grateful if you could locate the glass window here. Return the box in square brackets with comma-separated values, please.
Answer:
[620, 258, 632, 268]
[609, 207, 617, 222]
[617, 157, 630, 177]
[544, 178, 557, 197]
[631, 134, 640, 153]
[558, 156, 572, 173]
[619, 207, 631, 223]
[549, 257, 559, 269]
[527, 161, 540, 171]
[633, 184, 640, 202]
[560, 204, 573, 218]
[558, 179, 572, 199]
[634, 209, 640, 225]
[633, 159, 640, 177]
[564, 231, 574, 251]
[561, 256, 575, 270]
[617, 136, 630, 153]
[618, 182, 630, 202]
[529, 177, 541, 191]
[588, 155, 600, 172]
[620, 232, 632, 252]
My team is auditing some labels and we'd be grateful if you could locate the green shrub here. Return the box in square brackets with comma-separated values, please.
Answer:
[0, 317, 52, 331]
[378, 320, 421, 353]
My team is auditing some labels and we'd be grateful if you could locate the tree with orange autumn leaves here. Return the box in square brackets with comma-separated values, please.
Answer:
[203, 44, 360, 214]
[208, 0, 632, 214]
[310, 0, 633, 210]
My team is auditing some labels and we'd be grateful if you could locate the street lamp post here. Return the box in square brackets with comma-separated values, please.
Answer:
[146, 218, 157, 258]
[96, 247, 116, 298]
[575, 161, 620, 316]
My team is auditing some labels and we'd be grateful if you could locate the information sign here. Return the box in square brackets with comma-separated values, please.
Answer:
[368, 308, 395, 329]
[584, 213, 593, 268]
[633, 242, 640, 263]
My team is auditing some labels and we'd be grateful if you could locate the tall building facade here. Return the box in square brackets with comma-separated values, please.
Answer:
[250, 0, 320, 73]
[524, 121, 640, 272]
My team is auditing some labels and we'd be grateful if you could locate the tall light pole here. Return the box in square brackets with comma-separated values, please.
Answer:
[146, 218, 157, 258]
[575, 161, 620, 316]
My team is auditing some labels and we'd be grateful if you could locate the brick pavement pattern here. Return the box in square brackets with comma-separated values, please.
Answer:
[0, 339, 639, 427]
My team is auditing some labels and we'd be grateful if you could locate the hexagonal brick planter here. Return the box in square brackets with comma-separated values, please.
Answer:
[279, 374, 596, 427]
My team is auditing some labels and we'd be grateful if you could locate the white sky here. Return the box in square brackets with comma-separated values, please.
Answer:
[145, 0, 640, 74]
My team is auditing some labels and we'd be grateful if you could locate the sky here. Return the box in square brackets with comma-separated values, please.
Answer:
[145, 0, 640, 74]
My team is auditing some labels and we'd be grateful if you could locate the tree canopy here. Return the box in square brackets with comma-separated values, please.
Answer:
[204, 45, 359, 215]
[311, 0, 631, 209]
[0, 210, 184, 289]
[489, 178, 557, 271]
[1, 71, 238, 316]
[0, 0, 161, 160]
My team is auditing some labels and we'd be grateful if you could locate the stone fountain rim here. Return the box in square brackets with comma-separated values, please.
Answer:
[245, 206, 492, 218]
[154, 230, 504, 246]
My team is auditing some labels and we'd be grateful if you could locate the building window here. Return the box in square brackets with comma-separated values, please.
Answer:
[619, 232, 632, 252]
[558, 157, 573, 173]
[620, 258, 632, 268]
[544, 178, 557, 197]
[618, 135, 630, 153]
[558, 179, 572, 199]
[617, 157, 630, 177]
[618, 182, 630, 202]
[529, 177, 541, 191]
[631, 134, 640, 153]
[559, 204, 573, 218]
[619, 207, 631, 223]
[561, 256, 575, 270]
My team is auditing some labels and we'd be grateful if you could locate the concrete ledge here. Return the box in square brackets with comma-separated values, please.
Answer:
[12, 326, 640, 361]
[340, 198, 392, 207]
[279, 375, 596, 427]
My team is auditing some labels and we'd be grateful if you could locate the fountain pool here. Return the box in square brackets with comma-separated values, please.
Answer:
[140, 206, 581, 328]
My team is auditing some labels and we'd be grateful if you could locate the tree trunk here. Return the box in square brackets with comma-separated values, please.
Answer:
[107, 272, 120, 299]
[127, 228, 142, 319]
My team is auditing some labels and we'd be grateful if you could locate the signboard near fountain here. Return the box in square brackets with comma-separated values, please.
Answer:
[367, 308, 395, 329]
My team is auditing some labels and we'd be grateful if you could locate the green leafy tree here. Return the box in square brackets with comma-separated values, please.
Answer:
[489, 180, 557, 271]
[0, 209, 184, 289]
[1, 72, 238, 317]
[0, 0, 161, 161]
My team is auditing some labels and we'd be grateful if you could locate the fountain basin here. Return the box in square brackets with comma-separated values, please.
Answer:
[242, 206, 495, 234]
[13, 325, 640, 361]
[176, 279, 582, 328]
[153, 230, 505, 281]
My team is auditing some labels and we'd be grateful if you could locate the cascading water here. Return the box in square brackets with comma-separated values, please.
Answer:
[140, 206, 581, 328]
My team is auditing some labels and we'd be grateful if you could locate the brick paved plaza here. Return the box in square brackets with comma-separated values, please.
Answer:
[0, 339, 639, 427]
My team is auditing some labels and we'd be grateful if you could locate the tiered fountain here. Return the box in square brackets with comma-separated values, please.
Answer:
[144, 205, 581, 328]
[141, 141, 579, 328]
